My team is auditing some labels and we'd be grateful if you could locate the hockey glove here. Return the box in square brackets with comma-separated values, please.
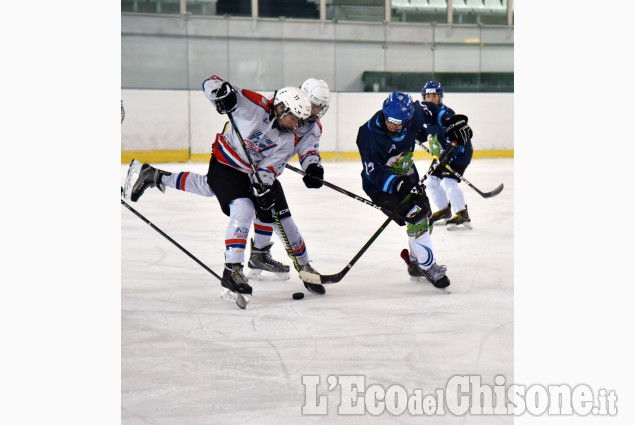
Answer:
[302, 163, 324, 189]
[394, 175, 422, 197]
[252, 184, 275, 211]
[214, 82, 238, 115]
[445, 114, 472, 146]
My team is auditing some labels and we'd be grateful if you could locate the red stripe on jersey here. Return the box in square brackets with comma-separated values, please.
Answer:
[213, 134, 252, 171]
[300, 150, 319, 161]
[207, 75, 224, 82]
[242, 89, 270, 113]
[316, 120, 323, 133]
[179, 172, 189, 190]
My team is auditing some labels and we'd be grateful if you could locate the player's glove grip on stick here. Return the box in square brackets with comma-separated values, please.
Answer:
[251, 184, 275, 211]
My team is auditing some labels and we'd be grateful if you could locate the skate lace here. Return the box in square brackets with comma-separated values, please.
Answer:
[264, 251, 286, 268]
[230, 266, 248, 284]
[300, 263, 317, 274]
[425, 263, 447, 281]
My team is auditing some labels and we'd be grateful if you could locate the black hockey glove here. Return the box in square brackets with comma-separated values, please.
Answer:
[394, 175, 422, 197]
[214, 82, 238, 115]
[302, 163, 324, 189]
[252, 184, 275, 211]
[445, 114, 472, 146]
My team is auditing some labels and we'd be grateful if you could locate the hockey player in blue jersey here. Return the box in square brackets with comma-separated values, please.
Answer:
[356, 91, 472, 288]
[420, 81, 474, 230]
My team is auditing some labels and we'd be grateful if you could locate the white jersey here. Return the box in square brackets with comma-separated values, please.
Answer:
[203, 75, 296, 186]
[294, 119, 323, 171]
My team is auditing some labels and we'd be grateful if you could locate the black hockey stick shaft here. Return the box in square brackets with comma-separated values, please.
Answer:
[121, 198, 247, 308]
[311, 143, 457, 284]
[284, 163, 408, 220]
[417, 141, 504, 198]
[227, 112, 303, 272]
[121, 199, 220, 277]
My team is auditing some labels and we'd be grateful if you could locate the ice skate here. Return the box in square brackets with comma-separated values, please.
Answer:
[122, 159, 142, 200]
[130, 163, 169, 202]
[420, 263, 451, 289]
[222, 263, 253, 295]
[446, 206, 472, 231]
[299, 263, 326, 295]
[430, 203, 451, 226]
[247, 239, 290, 281]
[400, 249, 451, 292]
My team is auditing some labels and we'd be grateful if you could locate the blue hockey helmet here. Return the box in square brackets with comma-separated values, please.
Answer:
[381, 91, 414, 137]
[422, 81, 444, 102]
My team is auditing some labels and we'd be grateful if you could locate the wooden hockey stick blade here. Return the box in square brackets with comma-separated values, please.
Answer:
[299, 270, 324, 284]
[300, 269, 346, 284]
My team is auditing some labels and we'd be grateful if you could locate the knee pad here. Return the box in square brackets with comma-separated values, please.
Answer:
[229, 198, 256, 227]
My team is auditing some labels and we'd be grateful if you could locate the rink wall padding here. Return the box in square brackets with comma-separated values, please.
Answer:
[121, 90, 514, 163]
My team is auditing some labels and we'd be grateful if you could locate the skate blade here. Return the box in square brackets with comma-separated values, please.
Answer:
[446, 223, 472, 231]
[409, 277, 451, 294]
[299, 270, 321, 284]
[220, 288, 249, 309]
[247, 269, 290, 281]
[122, 159, 142, 200]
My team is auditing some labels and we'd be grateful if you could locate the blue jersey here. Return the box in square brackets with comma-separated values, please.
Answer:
[420, 100, 473, 167]
[356, 102, 435, 197]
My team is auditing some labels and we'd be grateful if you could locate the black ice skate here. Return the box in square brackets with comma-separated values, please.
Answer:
[400, 249, 451, 291]
[421, 263, 451, 289]
[130, 163, 170, 202]
[247, 239, 290, 281]
[222, 263, 253, 295]
[430, 203, 452, 226]
[300, 263, 326, 295]
[446, 206, 472, 231]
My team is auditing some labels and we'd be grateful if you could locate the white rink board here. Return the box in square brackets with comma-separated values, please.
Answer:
[121, 90, 514, 154]
[121, 159, 513, 425]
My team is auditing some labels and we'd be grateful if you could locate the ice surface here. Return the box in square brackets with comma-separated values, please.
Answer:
[121, 158, 513, 424]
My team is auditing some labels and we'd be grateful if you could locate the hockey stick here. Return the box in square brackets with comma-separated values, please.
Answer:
[226, 113, 316, 281]
[416, 140, 504, 198]
[284, 163, 407, 220]
[300, 143, 458, 285]
[121, 197, 248, 309]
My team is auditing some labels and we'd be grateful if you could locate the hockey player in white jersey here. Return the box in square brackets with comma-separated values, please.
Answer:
[248, 78, 328, 282]
[126, 78, 331, 294]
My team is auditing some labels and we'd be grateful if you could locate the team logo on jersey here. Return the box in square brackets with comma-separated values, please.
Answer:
[248, 129, 275, 152]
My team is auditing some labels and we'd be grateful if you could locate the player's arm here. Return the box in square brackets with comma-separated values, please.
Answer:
[296, 124, 324, 188]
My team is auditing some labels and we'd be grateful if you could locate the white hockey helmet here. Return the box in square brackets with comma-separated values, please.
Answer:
[301, 78, 330, 121]
[273, 86, 311, 121]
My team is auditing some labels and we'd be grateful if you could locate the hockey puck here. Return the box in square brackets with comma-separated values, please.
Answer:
[292, 292, 304, 300]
